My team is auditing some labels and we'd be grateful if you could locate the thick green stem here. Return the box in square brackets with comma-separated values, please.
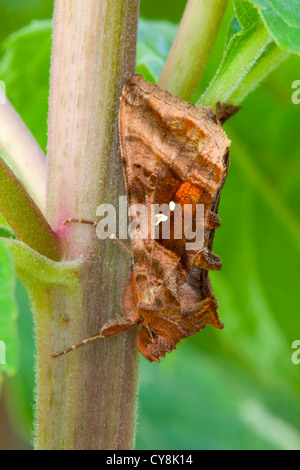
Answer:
[158, 0, 229, 101]
[229, 43, 289, 104]
[35, 0, 140, 450]
[200, 26, 272, 106]
[0, 157, 61, 261]
[0, 90, 47, 214]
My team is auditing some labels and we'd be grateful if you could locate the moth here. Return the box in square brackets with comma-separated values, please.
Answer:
[53, 74, 238, 363]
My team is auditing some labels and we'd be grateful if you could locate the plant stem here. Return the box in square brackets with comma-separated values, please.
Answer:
[200, 26, 272, 106]
[34, 0, 140, 450]
[230, 43, 289, 104]
[158, 0, 229, 101]
[0, 157, 61, 261]
[0, 90, 47, 214]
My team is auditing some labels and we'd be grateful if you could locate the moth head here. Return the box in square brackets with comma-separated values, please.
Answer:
[136, 326, 176, 363]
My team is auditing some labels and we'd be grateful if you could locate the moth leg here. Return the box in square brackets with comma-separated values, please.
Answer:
[100, 318, 137, 337]
[63, 218, 133, 257]
[121, 272, 140, 323]
[144, 321, 155, 340]
[206, 211, 221, 229]
[51, 319, 136, 359]
[194, 247, 222, 271]
[51, 332, 105, 359]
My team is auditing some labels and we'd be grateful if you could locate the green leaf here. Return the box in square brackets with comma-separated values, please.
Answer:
[0, 225, 16, 240]
[0, 20, 52, 151]
[137, 18, 177, 82]
[0, 214, 9, 226]
[226, 16, 242, 44]
[0, 156, 62, 262]
[199, 0, 292, 106]
[0, 241, 18, 378]
[1, 239, 81, 291]
[235, 0, 263, 26]
[5, 280, 35, 443]
[248, 0, 300, 54]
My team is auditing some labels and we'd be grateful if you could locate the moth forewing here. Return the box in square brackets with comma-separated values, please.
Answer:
[119, 74, 231, 362]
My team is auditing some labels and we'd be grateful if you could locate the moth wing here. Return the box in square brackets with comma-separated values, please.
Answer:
[119, 74, 231, 327]
[119, 75, 230, 261]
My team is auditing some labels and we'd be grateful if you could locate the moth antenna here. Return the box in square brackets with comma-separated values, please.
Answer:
[63, 219, 133, 257]
[51, 333, 105, 359]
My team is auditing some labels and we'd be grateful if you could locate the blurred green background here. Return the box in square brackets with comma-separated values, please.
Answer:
[0, 0, 300, 450]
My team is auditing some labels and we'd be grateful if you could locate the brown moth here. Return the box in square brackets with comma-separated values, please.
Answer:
[53, 74, 234, 363]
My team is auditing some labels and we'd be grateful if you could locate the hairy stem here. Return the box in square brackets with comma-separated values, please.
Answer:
[229, 43, 289, 104]
[158, 0, 229, 101]
[35, 0, 140, 450]
[0, 157, 61, 261]
[0, 90, 47, 214]
[200, 26, 272, 106]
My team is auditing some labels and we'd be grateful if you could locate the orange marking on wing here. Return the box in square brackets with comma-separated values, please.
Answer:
[175, 181, 201, 204]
